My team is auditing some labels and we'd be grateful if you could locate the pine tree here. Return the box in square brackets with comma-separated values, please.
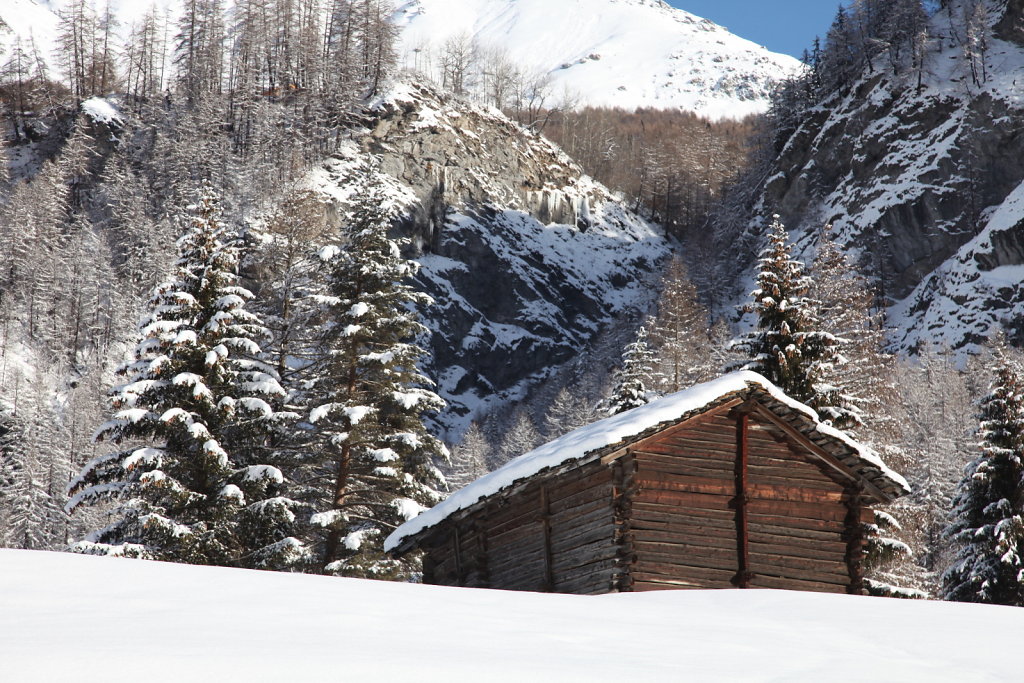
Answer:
[67, 184, 305, 569]
[607, 325, 656, 415]
[942, 348, 1024, 605]
[730, 215, 837, 409]
[807, 224, 890, 430]
[304, 171, 447, 579]
[649, 257, 714, 393]
[542, 386, 592, 439]
[447, 421, 489, 491]
[493, 408, 542, 468]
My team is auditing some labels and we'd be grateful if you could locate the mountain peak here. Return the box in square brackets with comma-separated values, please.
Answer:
[392, 0, 801, 119]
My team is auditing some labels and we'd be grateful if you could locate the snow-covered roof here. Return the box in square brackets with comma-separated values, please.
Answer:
[386, 371, 909, 553]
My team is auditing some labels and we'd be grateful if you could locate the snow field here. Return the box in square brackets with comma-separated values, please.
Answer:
[2, 548, 1022, 682]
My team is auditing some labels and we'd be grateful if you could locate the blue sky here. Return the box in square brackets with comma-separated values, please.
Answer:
[666, 1, 846, 59]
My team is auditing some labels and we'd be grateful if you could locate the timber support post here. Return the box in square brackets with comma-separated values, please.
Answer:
[731, 401, 757, 589]
[539, 485, 554, 592]
[474, 512, 490, 589]
[453, 525, 464, 587]
[611, 455, 637, 592]
[843, 482, 867, 595]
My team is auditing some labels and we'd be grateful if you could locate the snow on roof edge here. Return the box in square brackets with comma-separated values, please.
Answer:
[386, 371, 908, 552]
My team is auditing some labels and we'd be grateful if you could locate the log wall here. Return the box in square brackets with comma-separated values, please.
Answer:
[629, 406, 861, 594]
[630, 409, 739, 590]
[424, 459, 620, 594]
[422, 399, 876, 596]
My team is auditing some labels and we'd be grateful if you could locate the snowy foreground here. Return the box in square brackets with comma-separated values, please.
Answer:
[2, 549, 1021, 682]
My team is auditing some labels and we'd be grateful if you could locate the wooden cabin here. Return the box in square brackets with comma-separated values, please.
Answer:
[385, 371, 909, 595]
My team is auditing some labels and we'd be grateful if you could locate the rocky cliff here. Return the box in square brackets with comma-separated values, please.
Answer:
[720, 0, 1024, 356]
[311, 82, 668, 436]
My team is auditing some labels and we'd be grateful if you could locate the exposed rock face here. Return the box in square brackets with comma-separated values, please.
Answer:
[312, 83, 667, 436]
[722, 3, 1024, 356]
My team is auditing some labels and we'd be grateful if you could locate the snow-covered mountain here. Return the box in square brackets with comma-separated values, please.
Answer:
[0, 0, 800, 119]
[718, 1, 1024, 357]
[4, 548, 1024, 681]
[308, 81, 668, 437]
[393, 0, 801, 118]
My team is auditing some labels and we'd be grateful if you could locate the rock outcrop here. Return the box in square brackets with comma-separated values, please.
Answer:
[311, 82, 668, 436]
[720, 2, 1024, 356]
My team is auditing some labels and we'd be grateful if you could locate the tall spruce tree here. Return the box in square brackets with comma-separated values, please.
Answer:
[607, 325, 655, 415]
[304, 171, 447, 579]
[807, 224, 890, 430]
[942, 349, 1024, 605]
[67, 184, 305, 569]
[731, 216, 838, 410]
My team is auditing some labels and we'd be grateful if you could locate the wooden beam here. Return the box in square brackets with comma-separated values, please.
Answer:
[747, 402, 888, 504]
[843, 483, 867, 595]
[453, 526, 464, 587]
[474, 516, 491, 589]
[611, 456, 637, 592]
[731, 405, 754, 589]
[540, 485, 554, 592]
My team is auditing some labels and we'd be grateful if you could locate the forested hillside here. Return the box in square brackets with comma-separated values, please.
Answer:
[708, 0, 1024, 356]
[0, 0, 671, 568]
[1, 0, 1024, 612]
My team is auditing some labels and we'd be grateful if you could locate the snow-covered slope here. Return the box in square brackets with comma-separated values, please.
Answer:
[722, 2, 1024, 356]
[0, 0, 57, 57]
[307, 82, 668, 437]
[393, 0, 801, 118]
[3, 548, 1023, 682]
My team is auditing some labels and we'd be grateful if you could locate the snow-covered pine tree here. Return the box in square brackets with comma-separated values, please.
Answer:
[607, 325, 655, 415]
[730, 215, 838, 411]
[942, 347, 1024, 606]
[305, 171, 447, 579]
[807, 224, 891, 431]
[0, 390, 71, 551]
[66, 183, 305, 570]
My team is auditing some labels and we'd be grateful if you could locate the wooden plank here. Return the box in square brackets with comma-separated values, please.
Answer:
[748, 538, 849, 563]
[631, 514, 735, 533]
[633, 489, 733, 512]
[637, 475, 735, 497]
[632, 527, 736, 550]
[540, 485, 554, 591]
[747, 525, 846, 546]
[548, 483, 612, 515]
[748, 553, 851, 582]
[636, 544, 739, 573]
[753, 573, 847, 594]
[748, 511, 846, 534]
[638, 437, 735, 456]
[552, 545, 619, 575]
[632, 565, 736, 587]
[746, 483, 845, 504]
[601, 399, 743, 465]
[747, 498, 848, 523]
[633, 451, 734, 476]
